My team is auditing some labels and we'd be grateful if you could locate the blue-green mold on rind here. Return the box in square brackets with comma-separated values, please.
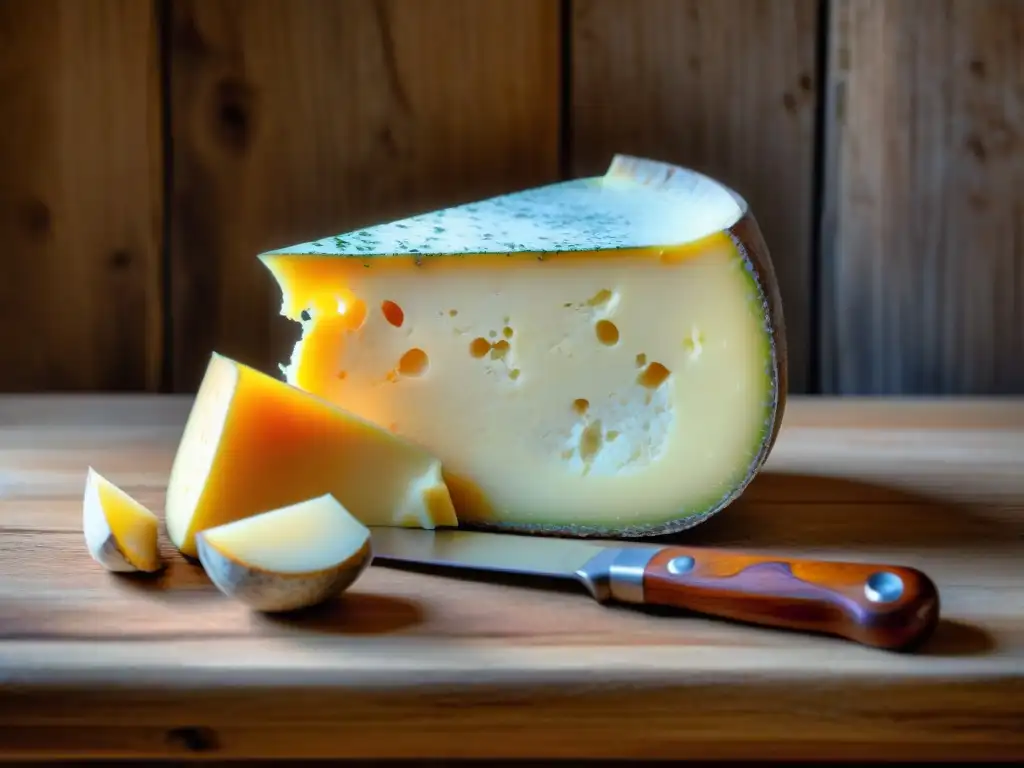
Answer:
[264, 157, 746, 259]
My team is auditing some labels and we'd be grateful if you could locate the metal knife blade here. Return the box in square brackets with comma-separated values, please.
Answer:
[368, 526, 615, 582]
[368, 527, 942, 652]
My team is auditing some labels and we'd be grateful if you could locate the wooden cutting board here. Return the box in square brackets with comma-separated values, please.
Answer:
[0, 395, 1021, 761]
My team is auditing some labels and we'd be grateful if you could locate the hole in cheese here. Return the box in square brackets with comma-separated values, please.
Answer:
[470, 336, 514, 362]
[489, 339, 510, 360]
[503, 326, 514, 339]
[381, 300, 405, 327]
[683, 327, 705, 356]
[588, 289, 613, 306]
[636, 353, 647, 367]
[573, 398, 589, 415]
[638, 361, 671, 389]
[595, 319, 619, 346]
[469, 337, 491, 358]
[579, 420, 604, 463]
[398, 348, 429, 376]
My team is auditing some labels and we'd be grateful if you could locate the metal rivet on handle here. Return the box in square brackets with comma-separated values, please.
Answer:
[864, 571, 904, 603]
[666, 555, 695, 575]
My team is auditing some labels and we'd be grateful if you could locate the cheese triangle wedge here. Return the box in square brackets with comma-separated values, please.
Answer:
[260, 155, 787, 538]
[164, 352, 458, 559]
[82, 468, 163, 573]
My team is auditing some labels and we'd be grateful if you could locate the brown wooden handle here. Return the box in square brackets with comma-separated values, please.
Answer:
[641, 547, 941, 651]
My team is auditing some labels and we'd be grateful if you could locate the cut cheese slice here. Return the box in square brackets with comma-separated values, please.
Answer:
[82, 467, 163, 573]
[196, 493, 372, 613]
[260, 154, 787, 538]
[164, 352, 458, 559]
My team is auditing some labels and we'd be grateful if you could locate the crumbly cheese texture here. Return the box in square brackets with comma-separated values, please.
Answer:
[200, 493, 370, 574]
[82, 467, 162, 573]
[164, 353, 458, 558]
[260, 155, 783, 536]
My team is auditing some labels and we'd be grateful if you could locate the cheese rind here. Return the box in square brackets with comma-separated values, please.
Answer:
[196, 493, 372, 613]
[82, 467, 163, 573]
[269, 154, 745, 258]
[260, 155, 786, 538]
[164, 352, 458, 558]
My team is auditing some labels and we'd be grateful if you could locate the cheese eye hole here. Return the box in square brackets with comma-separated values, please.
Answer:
[381, 300, 404, 327]
[595, 319, 619, 346]
[490, 340, 510, 360]
[579, 420, 604, 461]
[398, 348, 429, 376]
[638, 361, 671, 389]
[469, 337, 491, 358]
[573, 398, 589, 415]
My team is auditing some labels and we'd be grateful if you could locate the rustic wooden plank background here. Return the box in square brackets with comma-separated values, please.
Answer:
[571, 0, 819, 394]
[169, 0, 560, 391]
[0, 0, 163, 392]
[820, 0, 1024, 395]
[0, 0, 1022, 395]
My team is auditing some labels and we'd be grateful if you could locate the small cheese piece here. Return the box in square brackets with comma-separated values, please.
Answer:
[196, 493, 372, 612]
[164, 352, 458, 559]
[260, 155, 787, 538]
[82, 467, 163, 573]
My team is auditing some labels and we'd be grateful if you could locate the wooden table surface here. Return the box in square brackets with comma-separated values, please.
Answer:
[0, 394, 1021, 761]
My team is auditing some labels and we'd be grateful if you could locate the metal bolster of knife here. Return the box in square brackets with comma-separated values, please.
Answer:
[574, 545, 665, 604]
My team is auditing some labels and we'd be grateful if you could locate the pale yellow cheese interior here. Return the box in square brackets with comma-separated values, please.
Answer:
[263, 234, 773, 533]
[164, 352, 458, 558]
[200, 493, 369, 574]
[83, 467, 161, 572]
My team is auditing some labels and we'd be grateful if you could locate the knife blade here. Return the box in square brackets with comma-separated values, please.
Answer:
[368, 527, 940, 651]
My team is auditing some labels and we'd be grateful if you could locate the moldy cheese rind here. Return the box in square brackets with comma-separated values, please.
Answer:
[259, 155, 787, 539]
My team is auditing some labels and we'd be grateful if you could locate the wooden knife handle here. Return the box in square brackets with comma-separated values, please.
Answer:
[640, 547, 940, 651]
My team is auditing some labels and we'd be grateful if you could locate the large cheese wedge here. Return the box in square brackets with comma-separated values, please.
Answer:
[82, 467, 163, 573]
[164, 352, 458, 559]
[196, 493, 372, 613]
[260, 155, 787, 538]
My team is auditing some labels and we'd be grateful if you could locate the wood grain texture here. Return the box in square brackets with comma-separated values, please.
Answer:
[821, 0, 1024, 395]
[571, 0, 819, 393]
[169, 0, 560, 393]
[0, 0, 163, 392]
[0, 395, 1021, 760]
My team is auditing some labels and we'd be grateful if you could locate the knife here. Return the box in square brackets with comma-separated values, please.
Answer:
[368, 527, 941, 651]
